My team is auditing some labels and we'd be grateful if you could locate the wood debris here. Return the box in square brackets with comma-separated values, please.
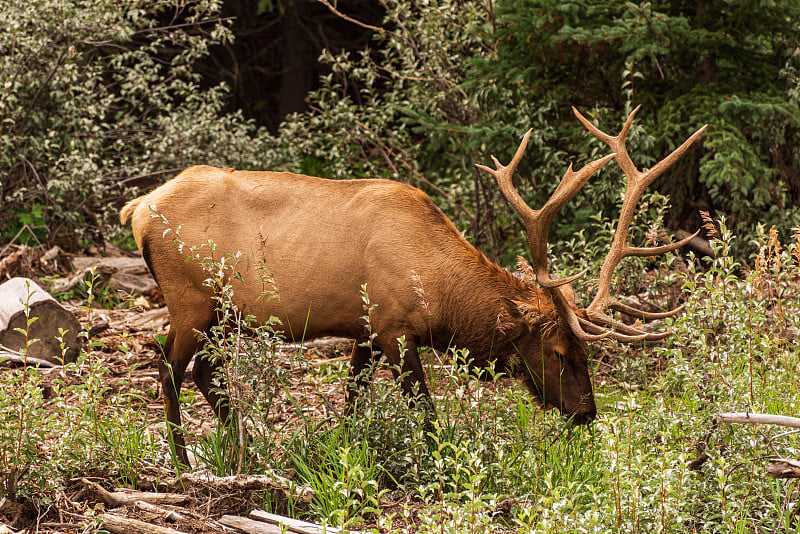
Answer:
[717, 411, 800, 429]
[220, 509, 362, 534]
[767, 458, 800, 479]
[81, 478, 190, 507]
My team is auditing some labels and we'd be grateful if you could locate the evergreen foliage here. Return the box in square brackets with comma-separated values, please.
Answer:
[480, 0, 800, 243]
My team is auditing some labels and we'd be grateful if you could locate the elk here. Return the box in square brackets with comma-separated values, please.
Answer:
[121, 106, 704, 465]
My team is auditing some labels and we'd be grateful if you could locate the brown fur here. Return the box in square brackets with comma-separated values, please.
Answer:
[121, 166, 595, 464]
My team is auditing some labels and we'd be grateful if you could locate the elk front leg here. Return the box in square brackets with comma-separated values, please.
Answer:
[345, 341, 381, 411]
[378, 334, 434, 413]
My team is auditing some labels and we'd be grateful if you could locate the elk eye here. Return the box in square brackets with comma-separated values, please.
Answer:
[555, 350, 565, 362]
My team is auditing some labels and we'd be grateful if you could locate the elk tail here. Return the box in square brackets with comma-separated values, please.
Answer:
[120, 197, 143, 225]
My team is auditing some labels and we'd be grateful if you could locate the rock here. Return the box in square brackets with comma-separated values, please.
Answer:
[0, 277, 82, 365]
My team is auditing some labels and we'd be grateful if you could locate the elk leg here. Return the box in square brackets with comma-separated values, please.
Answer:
[192, 341, 257, 461]
[192, 350, 230, 423]
[345, 341, 381, 410]
[160, 311, 213, 466]
[379, 335, 433, 409]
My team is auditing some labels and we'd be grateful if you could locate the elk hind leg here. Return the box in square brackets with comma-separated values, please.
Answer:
[160, 308, 214, 466]
[191, 329, 231, 424]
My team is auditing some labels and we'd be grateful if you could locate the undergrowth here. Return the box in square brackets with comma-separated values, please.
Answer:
[3, 220, 800, 532]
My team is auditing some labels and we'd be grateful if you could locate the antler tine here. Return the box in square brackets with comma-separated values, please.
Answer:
[578, 316, 671, 342]
[573, 105, 641, 179]
[582, 311, 657, 337]
[609, 300, 684, 320]
[532, 154, 615, 288]
[641, 124, 708, 189]
[549, 293, 615, 342]
[576, 317, 653, 343]
[627, 228, 702, 258]
[475, 129, 537, 222]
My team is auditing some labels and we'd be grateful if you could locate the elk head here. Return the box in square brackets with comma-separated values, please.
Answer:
[478, 106, 706, 422]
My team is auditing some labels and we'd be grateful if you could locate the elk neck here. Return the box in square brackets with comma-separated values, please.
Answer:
[423, 241, 548, 360]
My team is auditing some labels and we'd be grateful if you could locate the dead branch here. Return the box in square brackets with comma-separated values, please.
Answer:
[0, 347, 57, 368]
[82, 478, 189, 507]
[135, 501, 186, 522]
[0, 245, 34, 279]
[279, 336, 352, 351]
[315, 0, 386, 35]
[39, 524, 88, 531]
[717, 412, 800, 429]
[310, 354, 350, 367]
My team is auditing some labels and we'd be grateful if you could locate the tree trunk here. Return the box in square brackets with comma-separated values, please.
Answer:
[278, 0, 315, 120]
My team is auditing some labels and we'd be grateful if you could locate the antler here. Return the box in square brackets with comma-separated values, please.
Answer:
[573, 106, 706, 339]
[477, 107, 706, 343]
[476, 130, 615, 289]
[477, 130, 617, 341]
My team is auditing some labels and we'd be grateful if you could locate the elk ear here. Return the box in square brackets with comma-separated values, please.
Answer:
[500, 297, 549, 326]
[500, 297, 526, 320]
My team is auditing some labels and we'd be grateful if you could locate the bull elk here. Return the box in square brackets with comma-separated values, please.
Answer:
[121, 105, 705, 465]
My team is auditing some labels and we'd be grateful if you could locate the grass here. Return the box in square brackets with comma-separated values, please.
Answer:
[3, 219, 800, 532]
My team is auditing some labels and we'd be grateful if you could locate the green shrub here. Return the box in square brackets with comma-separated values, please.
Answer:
[0, 0, 280, 248]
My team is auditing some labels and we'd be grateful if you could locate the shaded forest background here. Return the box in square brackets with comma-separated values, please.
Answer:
[2, 0, 800, 266]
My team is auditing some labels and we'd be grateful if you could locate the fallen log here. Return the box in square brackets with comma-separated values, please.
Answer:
[71, 256, 149, 273]
[222, 510, 363, 534]
[178, 470, 314, 502]
[250, 509, 359, 534]
[71, 256, 158, 295]
[100, 513, 187, 534]
[128, 307, 170, 331]
[220, 516, 283, 534]
[676, 229, 714, 257]
[49, 264, 116, 295]
[0, 277, 81, 365]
